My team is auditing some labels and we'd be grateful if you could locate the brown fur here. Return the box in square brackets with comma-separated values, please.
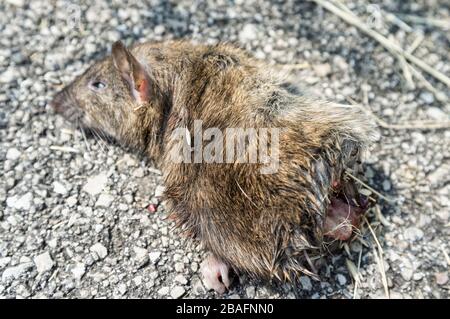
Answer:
[51, 40, 377, 282]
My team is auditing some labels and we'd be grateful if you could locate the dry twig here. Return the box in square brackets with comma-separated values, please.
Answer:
[312, 0, 450, 88]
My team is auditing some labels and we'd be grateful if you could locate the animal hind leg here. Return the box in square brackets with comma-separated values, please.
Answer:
[200, 254, 232, 294]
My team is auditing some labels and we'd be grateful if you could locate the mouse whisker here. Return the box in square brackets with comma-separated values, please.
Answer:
[78, 120, 92, 155]
[92, 129, 109, 157]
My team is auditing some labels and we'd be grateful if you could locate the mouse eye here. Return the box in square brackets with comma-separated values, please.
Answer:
[89, 81, 107, 91]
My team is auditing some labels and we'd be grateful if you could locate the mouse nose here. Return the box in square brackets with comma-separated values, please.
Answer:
[50, 89, 68, 114]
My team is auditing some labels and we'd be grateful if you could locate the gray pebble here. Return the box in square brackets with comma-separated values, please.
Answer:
[336, 274, 347, 286]
[6, 148, 21, 160]
[404, 227, 424, 242]
[157, 286, 169, 296]
[170, 286, 186, 299]
[95, 194, 114, 207]
[299, 276, 312, 291]
[33, 251, 54, 273]
[90, 243, 108, 259]
[149, 251, 161, 264]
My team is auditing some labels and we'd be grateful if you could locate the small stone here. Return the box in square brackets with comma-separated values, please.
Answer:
[72, 263, 86, 280]
[149, 251, 161, 264]
[133, 246, 149, 265]
[67, 215, 77, 227]
[66, 196, 78, 207]
[333, 55, 348, 70]
[299, 276, 312, 291]
[6, 148, 21, 160]
[192, 276, 206, 295]
[0, 257, 11, 268]
[20, 256, 32, 264]
[413, 272, 424, 281]
[154, 185, 165, 198]
[148, 167, 162, 175]
[420, 92, 434, 104]
[313, 63, 331, 77]
[133, 167, 145, 178]
[90, 243, 108, 259]
[117, 154, 138, 170]
[239, 24, 257, 42]
[15, 284, 31, 298]
[400, 262, 414, 281]
[382, 180, 391, 191]
[0, 67, 17, 83]
[53, 181, 68, 195]
[1, 263, 33, 282]
[47, 238, 58, 248]
[34, 251, 54, 273]
[426, 107, 446, 120]
[174, 262, 184, 272]
[123, 194, 133, 204]
[5, 0, 26, 7]
[170, 286, 186, 299]
[427, 165, 449, 186]
[154, 25, 165, 35]
[7, 193, 33, 210]
[117, 283, 127, 295]
[95, 194, 114, 207]
[82, 172, 108, 196]
[174, 274, 188, 285]
[404, 227, 424, 241]
[133, 276, 143, 286]
[435, 272, 448, 285]
[245, 285, 256, 298]
[336, 274, 347, 285]
[94, 224, 104, 233]
[157, 286, 169, 296]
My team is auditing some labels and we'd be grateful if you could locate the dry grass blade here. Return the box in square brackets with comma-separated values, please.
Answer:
[345, 170, 395, 203]
[407, 65, 448, 103]
[346, 258, 360, 281]
[358, 236, 370, 248]
[49, 145, 79, 153]
[441, 246, 450, 266]
[364, 216, 389, 298]
[374, 204, 391, 227]
[346, 248, 363, 299]
[303, 250, 319, 275]
[397, 51, 415, 89]
[346, 97, 450, 130]
[384, 12, 413, 33]
[343, 243, 351, 257]
[312, 0, 450, 88]
[387, 34, 415, 89]
[279, 62, 310, 70]
[356, 248, 363, 298]
[398, 14, 450, 30]
[60, 128, 75, 135]
[406, 32, 425, 54]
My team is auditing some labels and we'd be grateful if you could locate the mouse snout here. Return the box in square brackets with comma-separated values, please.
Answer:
[50, 88, 82, 123]
[50, 89, 69, 114]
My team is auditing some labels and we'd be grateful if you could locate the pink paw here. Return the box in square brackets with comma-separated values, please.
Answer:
[200, 255, 232, 294]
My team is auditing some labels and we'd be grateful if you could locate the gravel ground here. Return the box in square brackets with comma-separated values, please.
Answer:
[1, 0, 449, 299]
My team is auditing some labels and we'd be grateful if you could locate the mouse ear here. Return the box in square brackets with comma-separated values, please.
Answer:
[112, 41, 150, 104]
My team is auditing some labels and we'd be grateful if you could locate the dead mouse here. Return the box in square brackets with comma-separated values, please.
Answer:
[51, 40, 378, 294]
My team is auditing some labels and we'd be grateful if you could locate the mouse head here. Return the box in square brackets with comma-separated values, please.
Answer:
[51, 41, 163, 153]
